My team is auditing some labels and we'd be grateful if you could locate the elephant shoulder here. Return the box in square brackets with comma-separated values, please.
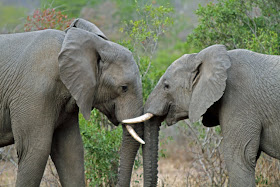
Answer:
[27, 29, 65, 53]
[35, 29, 65, 45]
[18, 30, 67, 99]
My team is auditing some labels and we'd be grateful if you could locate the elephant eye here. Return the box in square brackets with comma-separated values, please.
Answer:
[121, 85, 128, 93]
[164, 83, 170, 90]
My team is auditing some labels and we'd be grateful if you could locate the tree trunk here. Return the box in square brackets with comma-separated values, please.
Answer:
[142, 118, 160, 187]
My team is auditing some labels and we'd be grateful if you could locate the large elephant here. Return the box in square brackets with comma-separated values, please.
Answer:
[124, 45, 280, 186]
[0, 18, 144, 187]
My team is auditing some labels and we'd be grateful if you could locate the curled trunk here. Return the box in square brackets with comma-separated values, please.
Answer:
[142, 118, 160, 187]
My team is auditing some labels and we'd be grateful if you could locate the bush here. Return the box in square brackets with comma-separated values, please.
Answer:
[79, 110, 122, 186]
[120, 2, 174, 100]
[40, 0, 101, 18]
[187, 0, 280, 55]
[24, 8, 73, 31]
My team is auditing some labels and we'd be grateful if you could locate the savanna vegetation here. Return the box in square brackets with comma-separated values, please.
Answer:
[0, 0, 279, 186]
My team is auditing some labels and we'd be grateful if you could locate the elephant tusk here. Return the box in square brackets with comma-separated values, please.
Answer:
[126, 125, 145, 144]
[122, 113, 154, 124]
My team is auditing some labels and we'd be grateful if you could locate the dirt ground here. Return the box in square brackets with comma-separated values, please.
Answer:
[0, 161, 17, 186]
[131, 156, 193, 187]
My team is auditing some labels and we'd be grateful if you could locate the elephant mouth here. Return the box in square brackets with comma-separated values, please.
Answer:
[165, 104, 188, 126]
[108, 104, 119, 126]
[95, 103, 119, 126]
[122, 102, 187, 125]
[145, 104, 188, 126]
[96, 103, 145, 144]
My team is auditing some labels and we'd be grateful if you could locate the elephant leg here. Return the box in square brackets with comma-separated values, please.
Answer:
[50, 114, 85, 187]
[12, 119, 53, 187]
[222, 122, 261, 187]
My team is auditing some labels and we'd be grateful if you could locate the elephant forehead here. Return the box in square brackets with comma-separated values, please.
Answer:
[107, 62, 140, 85]
[108, 41, 133, 58]
[165, 60, 186, 76]
[108, 45, 138, 69]
[167, 54, 197, 74]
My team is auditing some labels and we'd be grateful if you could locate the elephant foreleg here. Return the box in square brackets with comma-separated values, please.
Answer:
[222, 121, 261, 187]
[51, 114, 85, 187]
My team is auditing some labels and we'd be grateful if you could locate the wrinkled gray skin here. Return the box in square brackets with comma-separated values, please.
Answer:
[142, 45, 280, 187]
[0, 18, 142, 187]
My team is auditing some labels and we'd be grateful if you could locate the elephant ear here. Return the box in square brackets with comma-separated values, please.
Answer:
[66, 18, 108, 40]
[58, 28, 107, 120]
[189, 44, 231, 123]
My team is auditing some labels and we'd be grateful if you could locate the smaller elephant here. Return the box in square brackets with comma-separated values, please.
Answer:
[0, 18, 144, 186]
[124, 45, 280, 187]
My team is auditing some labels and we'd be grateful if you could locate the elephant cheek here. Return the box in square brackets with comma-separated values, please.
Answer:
[116, 98, 143, 121]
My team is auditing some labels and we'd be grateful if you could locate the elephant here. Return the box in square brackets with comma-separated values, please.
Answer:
[123, 44, 280, 187]
[0, 18, 144, 187]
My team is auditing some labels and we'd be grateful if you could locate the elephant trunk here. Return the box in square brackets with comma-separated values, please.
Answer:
[142, 117, 160, 187]
[117, 124, 143, 187]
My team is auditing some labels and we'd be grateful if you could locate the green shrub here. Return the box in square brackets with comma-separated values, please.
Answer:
[120, 2, 174, 100]
[79, 110, 122, 186]
[40, 0, 101, 18]
[187, 0, 280, 55]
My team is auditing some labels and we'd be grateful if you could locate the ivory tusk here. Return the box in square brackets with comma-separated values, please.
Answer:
[122, 113, 154, 124]
[126, 125, 145, 144]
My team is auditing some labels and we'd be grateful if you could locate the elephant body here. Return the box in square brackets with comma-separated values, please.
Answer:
[0, 29, 66, 146]
[211, 49, 280, 185]
[125, 45, 280, 187]
[0, 29, 84, 186]
[0, 19, 143, 186]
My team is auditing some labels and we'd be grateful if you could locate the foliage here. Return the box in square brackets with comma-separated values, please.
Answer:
[40, 0, 101, 18]
[187, 0, 280, 55]
[0, 3, 27, 32]
[152, 40, 197, 73]
[115, 0, 172, 21]
[24, 8, 73, 31]
[120, 1, 174, 100]
[80, 110, 122, 186]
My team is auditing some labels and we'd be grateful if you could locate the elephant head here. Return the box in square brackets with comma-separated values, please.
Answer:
[59, 19, 144, 186]
[123, 44, 231, 186]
